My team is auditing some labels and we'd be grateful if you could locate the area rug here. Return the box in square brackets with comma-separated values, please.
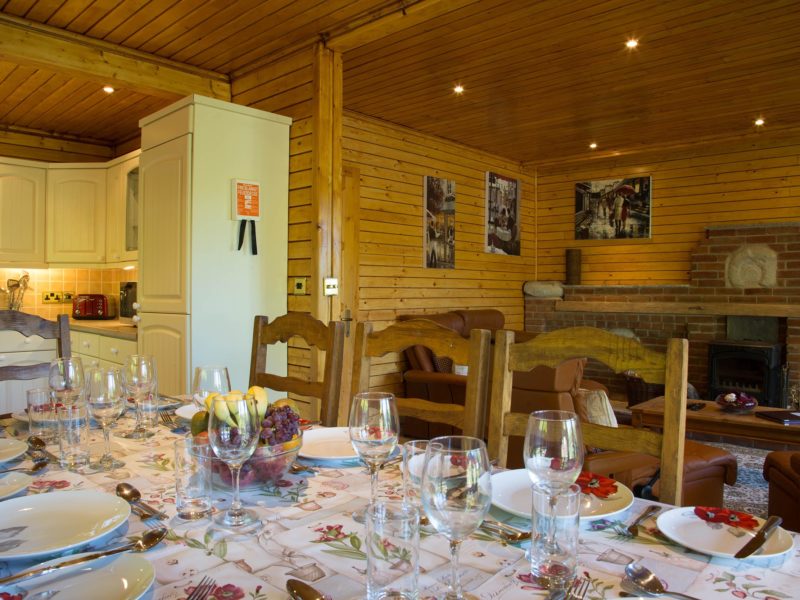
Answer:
[707, 442, 770, 517]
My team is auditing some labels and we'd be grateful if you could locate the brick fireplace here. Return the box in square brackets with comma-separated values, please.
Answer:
[524, 223, 800, 403]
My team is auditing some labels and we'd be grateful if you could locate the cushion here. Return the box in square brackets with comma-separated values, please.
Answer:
[574, 387, 617, 455]
[432, 355, 454, 373]
[574, 387, 618, 428]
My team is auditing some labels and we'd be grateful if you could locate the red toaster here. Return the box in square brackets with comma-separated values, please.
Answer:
[72, 294, 117, 320]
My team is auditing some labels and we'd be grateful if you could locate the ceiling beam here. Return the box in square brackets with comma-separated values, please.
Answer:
[234, 0, 481, 77]
[326, 0, 482, 52]
[0, 14, 230, 101]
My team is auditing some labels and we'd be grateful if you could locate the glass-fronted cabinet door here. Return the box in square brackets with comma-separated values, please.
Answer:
[106, 153, 139, 264]
[125, 166, 139, 253]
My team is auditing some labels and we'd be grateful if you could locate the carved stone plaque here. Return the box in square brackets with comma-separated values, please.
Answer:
[725, 244, 777, 288]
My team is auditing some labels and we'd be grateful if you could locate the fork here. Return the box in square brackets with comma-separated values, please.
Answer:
[568, 577, 590, 599]
[187, 576, 216, 600]
[160, 411, 176, 427]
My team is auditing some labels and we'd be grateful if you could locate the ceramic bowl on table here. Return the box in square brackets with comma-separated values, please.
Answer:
[210, 435, 302, 489]
[715, 391, 758, 414]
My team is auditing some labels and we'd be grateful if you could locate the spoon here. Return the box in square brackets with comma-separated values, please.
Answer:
[626, 504, 661, 537]
[0, 528, 167, 585]
[289, 462, 317, 474]
[116, 483, 168, 519]
[0, 461, 48, 475]
[27, 436, 59, 463]
[624, 563, 701, 600]
[286, 578, 325, 600]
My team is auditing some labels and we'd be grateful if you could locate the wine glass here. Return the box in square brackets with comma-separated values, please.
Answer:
[523, 410, 584, 492]
[85, 367, 127, 470]
[523, 410, 584, 572]
[208, 394, 261, 532]
[192, 366, 231, 408]
[48, 357, 85, 406]
[421, 436, 492, 600]
[349, 391, 399, 521]
[119, 355, 157, 439]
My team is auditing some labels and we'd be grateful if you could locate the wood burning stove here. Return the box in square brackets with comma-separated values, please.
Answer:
[708, 340, 784, 407]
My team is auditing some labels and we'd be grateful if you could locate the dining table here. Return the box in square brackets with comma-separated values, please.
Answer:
[1, 412, 799, 600]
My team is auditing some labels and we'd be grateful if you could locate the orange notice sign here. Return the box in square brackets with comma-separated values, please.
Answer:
[237, 182, 259, 217]
[232, 179, 261, 220]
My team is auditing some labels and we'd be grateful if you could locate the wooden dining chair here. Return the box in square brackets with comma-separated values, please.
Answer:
[350, 319, 492, 438]
[488, 326, 689, 505]
[249, 313, 346, 427]
[0, 311, 71, 381]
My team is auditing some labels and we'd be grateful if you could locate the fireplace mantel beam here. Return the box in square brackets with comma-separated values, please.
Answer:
[556, 301, 800, 318]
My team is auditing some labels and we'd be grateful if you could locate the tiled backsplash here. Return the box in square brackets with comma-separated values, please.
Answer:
[0, 267, 138, 319]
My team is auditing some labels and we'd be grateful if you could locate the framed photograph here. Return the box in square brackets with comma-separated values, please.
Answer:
[485, 172, 520, 255]
[575, 176, 652, 240]
[424, 175, 456, 269]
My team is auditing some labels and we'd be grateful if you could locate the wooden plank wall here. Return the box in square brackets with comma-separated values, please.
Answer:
[231, 47, 316, 414]
[342, 110, 534, 394]
[0, 130, 112, 162]
[533, 129, 800, 284]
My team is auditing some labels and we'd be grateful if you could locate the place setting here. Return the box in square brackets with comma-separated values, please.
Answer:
[0, 484, 167, 600]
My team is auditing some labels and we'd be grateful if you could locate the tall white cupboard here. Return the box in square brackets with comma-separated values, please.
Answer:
[138, 95, 290, 395]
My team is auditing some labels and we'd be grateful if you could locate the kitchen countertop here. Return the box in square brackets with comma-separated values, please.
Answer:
[69, 318, 138, 341]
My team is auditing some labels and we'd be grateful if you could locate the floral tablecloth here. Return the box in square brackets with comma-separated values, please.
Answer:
[1, 416, 799, 600]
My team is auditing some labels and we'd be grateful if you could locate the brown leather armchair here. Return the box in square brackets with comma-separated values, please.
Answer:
[399, 309, 504, 439]
[763, 451, 800, 532]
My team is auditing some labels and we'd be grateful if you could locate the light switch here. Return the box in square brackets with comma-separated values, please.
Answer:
[323, 278, 339, 296]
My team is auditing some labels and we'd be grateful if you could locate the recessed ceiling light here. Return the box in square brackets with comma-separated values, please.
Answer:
[626, 39, 638, 49]
[589, 142, 598, 149]
[453, 84, 464, 95]
[103, 86, 115, 94]
[754, 118, 765, 126]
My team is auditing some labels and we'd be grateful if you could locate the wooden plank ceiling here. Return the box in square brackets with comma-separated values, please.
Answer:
[0, 0, 798, 162]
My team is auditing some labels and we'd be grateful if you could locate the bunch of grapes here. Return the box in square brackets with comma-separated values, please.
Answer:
[259, 404, 300, 446]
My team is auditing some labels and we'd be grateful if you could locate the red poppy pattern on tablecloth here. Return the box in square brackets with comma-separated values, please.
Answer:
[693, 506, 759, 530]
[576, 471, 618, 499]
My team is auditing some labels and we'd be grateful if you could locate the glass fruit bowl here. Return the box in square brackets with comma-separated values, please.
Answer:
[714, 391, 758, 414]
[210, 434, 302, 489]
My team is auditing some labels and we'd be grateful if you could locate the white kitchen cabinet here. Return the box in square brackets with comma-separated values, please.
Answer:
[138, 135, 190, 314]
[138, 96, 290, 393]
[71, 329, 137, 370]
[0, 159, 46, 266]
[106, 151, 140, 264]
[0, 330, 56, 414]
[46, 167, 107, 263]
[136, 312, 189, 396]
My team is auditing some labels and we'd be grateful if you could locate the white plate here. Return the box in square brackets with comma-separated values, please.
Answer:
[0, 472, 32, 501]
[299, 427, 358, 461]
[175, 404, 200, 421]
[0, 553, 154, 600]
[0, 438, 27, 463]
[657, 506, 795, 559]
[0, 490, 131, 561]
[491, 469, 634, 521]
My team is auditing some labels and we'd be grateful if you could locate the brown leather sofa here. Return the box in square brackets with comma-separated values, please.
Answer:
[763, 451, 800, 532]
[398, 309, 738, 506]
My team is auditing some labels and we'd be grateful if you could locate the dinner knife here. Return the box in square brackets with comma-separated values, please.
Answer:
[734, 515, 782, 559]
